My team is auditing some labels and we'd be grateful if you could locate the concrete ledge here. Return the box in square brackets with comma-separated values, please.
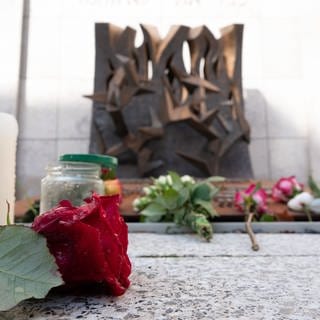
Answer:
[128, 221, 320, 234]
[128, 233, 320, 257]
[3, 233, 320, 319]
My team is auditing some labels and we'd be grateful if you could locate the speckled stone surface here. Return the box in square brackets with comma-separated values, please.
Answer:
[128, 233, 320, 257]
[2, 234, 320, 319]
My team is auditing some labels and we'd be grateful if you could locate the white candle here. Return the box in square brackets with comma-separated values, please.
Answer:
[0, 113, 18, 225]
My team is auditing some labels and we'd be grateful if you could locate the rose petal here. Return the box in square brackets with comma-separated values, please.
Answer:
[244, 184, 256, 195]
[234, 191, 245, 211]
[32, 193, 131, 296]
[278, 179, 293, 195]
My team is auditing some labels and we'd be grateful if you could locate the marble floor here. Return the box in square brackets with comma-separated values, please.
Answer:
[2, 233, 320, 320]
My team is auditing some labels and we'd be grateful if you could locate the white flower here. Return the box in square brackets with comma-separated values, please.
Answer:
[133, 196, 151, 211]
[181, 175, 195, 184]
[150, 185, 158, 192]
[288, 192, 314, 211]
[132, 198, 141, 211]
[166, 175, 173, 186]
[143, 186, 152, 195]
[157, 175, 167, 185]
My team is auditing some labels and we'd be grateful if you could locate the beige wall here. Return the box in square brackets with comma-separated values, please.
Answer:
[1, 0, 319, 198]
[0, 0, 23, 116]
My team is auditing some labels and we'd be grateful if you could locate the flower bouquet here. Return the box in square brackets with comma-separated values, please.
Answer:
[133, 171, 224, 241]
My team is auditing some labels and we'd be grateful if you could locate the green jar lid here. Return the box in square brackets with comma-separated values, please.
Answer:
[59, 154, 118, 169]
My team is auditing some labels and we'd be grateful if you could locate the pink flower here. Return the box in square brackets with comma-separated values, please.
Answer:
[234, 183, 267, 214]
[272, 176, 303, 203]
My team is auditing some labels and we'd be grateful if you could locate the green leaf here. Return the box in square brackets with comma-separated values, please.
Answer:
[194, 199, 218, 218]
[176, 187, 190, 207]
[0, 225, 63, 311]
[209, 185, 220, 198]
[168, 171, 183, 190]
[161, 188, 180, 210]
[173, 208, 187, 225]
[140, 203, 166, 222]
[309, 176, 320, 198]
[143, 215, 163, 222]
[191, 183, 212, 202]
[185, 211, 213, 241]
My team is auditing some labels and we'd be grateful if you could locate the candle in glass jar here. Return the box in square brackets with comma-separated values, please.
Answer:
[0, 113, 18, 225]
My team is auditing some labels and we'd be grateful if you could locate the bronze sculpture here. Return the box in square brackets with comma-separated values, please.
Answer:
[87, 23, 251, 178]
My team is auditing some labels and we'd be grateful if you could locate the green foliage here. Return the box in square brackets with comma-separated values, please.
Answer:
[140, 203, 166, 222]
[134, 172, 223, 241]
[259, 214, 276, 222]
[0, 226, 63, 311]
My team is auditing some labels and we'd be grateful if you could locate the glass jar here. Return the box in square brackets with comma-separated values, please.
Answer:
[40, 161, 104, 213]
[59, 154, 118, 179]
[59, 154, 119, 195]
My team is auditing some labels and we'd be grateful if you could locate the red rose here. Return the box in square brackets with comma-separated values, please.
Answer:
[272, 176, 303, 203]
[32, 193, 131, 296]
[234, 183, 267, 214]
